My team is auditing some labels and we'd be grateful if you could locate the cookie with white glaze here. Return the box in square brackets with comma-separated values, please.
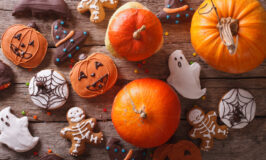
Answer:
[28, 69, 69, 110]
[0, 60, 13, 91]
[167, 50, 206, 99]
[0, 107, 39, 152]
[218, 89, 256, 129]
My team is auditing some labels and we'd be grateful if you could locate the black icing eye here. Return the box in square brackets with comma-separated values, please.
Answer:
[174, 57, 177, 61]
[14, 33, 22, 40]
[91, 73, 95, 77]
[79, 71, 88, 81]
[178, 62, 182, 68]
[184, 150, 191, 156]
[95, 62, 103, 70]
[29, 40, 34, 46]
[180, 56, 183, 60]
[21, 43, 25, 48]
[1, 118, 3, 121]
[6, 115, 8, 119]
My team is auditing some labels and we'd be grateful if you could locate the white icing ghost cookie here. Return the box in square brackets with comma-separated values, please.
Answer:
[167, 50, 206, 99]
[29, 69, 69, 110]
[218, 89, 256, 129]
[0, 107, 39, 152]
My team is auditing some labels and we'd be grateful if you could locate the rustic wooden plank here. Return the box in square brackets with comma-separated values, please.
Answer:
[0, 119, 265, 160]
[0, 46, 265, 81]
[0, 78, 265, 121]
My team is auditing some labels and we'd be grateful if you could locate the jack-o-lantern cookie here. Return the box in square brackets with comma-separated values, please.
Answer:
[70, 53, 118, 98]
[0, 60, 13, 91]
[187, 106, 229, 151]
[60, 107, 104, 156]
[28, 69, 69, 110]
[153, 140, 202, 160]
[218, 89, 256, 129]
[77, 0, 119, 23]
[1, 23, 48, 68]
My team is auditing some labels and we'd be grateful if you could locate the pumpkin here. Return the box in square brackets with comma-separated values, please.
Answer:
[112, 78, 181, 148]
[70, 53, 118, 98]
[1, 24, 48, 68]
[105, 2, 164, 61]
[190, 0, 266, 73]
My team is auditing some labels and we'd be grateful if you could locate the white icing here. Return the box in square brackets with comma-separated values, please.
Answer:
[90, 134, 98, 143]
[28, 69, 69, 110]
[167, 50, 206, 99]
[188, 108, 204, 125]
[0, 107, 39, 152]
[218, 89, 256, 129]
[67, 107, 85, 123]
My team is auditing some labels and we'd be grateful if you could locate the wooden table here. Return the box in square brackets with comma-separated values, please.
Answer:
[0, 0, 265, 159]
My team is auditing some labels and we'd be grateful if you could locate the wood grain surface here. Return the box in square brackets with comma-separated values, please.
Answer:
[0, 0, 265, 160]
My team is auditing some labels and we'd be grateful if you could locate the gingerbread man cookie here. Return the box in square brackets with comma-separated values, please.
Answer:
[187, 106, 229, 151]
[153, 140, 202, 160]
[157, 0, 194, 24]
[60, 107, 104, 156]
[77, 0, 119, 23]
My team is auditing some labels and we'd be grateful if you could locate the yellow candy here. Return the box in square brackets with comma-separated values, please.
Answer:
[164, 32, 169, 36]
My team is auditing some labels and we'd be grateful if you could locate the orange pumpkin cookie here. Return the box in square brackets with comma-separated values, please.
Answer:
[187, 106, 229, 151]
[153, 140, 202, 160]
[60, 107, 104, 156]
[77, 0, 119, 23]
[70, 53, 118, 98]
[1, 23, 48, 68]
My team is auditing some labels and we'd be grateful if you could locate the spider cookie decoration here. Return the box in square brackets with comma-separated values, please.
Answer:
[106, 138, 148, 160]
[187, 106, 228, 151]
[77, 0, 119, 23]
[157, 0, 194, 24]
[218, 89, 256, 129]
[60, 107, 104, 156]
[52, 20, 88, 65]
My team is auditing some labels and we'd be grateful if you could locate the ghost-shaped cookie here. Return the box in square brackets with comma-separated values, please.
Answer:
[167, 50, 206, 99]
[0, 107, 39, 152]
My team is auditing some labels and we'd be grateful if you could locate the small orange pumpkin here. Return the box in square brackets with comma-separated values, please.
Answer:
[112, 78, 181, 148]
[190, 0, 266, 73]
[105, 2, 164, 61]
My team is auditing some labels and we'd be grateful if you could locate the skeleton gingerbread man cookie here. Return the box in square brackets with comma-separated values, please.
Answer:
[77, 0, 119, 23]
[187, 106, 229, 151]
[60, 107, 104, 156]
[0, 107, 39, 152]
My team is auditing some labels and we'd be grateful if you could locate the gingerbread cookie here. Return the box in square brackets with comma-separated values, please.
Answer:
[28, 69, 69, 110]
[70, 53, 118, 98]
[60, 107, 104, 156]
[187, 106, 228, 151]
[0, 107, 39, 152]
[51, 20, 88, 65]
[12, 0, 70, 19]
[106, 138, 148, 160]
[153, 140, 202, 160]
[77, 0, 119, 23]
[39, 153, 64, 160]
[0, 60, 13, 91]
[218, 89, 256, 129]
[1, 23, 48, 68]
[167, 50, 206, 99]
[157, 0, 194, 24]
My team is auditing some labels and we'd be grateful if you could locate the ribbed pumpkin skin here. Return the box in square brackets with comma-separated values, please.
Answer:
[112, 78, 181, 148]
[191, 0, 266, 73]
[108, 8, 163, 61]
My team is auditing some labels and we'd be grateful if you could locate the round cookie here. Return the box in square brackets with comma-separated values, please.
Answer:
[0, 60, 13, 91]
[1, 23, 48, 68]
[218, 88, 256, 129]
[70, 53, 118, 98]
[39, 153, 64, 160]
[28, 69, 69, 110]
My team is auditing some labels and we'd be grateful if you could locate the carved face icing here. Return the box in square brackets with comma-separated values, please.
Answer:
[188, 109, 204, 125]
[70, 53, 118, 98]
[67, 107, 85, 123]
[1, 24, 48, 68]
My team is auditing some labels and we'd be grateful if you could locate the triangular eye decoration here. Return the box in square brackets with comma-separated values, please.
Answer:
[14, 33, 22, 40]
[95, 61, 103, 70]
[78, 71, 87, 81]
[29, 40, 34, 46]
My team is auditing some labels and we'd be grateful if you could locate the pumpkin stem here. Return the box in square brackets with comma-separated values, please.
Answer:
[133, 25, 146, 40]
[217, 17, 239, 54]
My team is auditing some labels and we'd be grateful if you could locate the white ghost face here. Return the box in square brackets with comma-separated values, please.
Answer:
[168, 50, 189, 73]
[67, 107, 85, 123]
[188, 109, 204, 125]
[0, 107, 13, 131]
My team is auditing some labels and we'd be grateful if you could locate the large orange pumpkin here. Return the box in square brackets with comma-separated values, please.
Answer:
[191, 0, 266, 73]
[105, 2, 164, 61]
[112, 78, 181, 148]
